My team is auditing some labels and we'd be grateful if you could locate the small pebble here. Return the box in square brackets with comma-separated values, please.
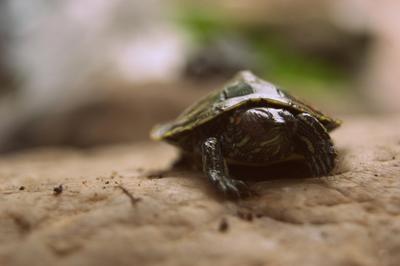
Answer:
[218, 218, 229, 233]
[53, 185, 63, 195]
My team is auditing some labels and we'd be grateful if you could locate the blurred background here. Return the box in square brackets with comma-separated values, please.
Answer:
[0, 0, 399, 153]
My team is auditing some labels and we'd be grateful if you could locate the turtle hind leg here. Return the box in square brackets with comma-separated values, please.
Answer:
[294, 113, 337, 177]
[201, 137, 250, 199]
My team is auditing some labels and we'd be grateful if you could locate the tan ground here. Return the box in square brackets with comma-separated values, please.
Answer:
[0, 115, 399, 266]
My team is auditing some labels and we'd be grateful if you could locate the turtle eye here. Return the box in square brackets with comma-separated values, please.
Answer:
[223, 82, 253, 99]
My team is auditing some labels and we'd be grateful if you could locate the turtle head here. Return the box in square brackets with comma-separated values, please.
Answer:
[240, 108, 296, 132]
[222, 107, 296, 163]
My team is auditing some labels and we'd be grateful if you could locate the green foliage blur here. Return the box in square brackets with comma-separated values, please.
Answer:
[176, 6, 352, 99]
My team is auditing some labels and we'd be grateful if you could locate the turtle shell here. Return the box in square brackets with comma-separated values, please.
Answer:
[151, 71, 341, 140]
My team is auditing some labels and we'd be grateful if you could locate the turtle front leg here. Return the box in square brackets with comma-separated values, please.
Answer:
[294, 113, 337, 176]
[201, 137, 250, 199]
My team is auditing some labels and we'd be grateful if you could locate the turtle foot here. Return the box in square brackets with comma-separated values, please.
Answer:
[213, 176, 252, 199]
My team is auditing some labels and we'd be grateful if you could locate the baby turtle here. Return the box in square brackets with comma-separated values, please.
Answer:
[151, 71, 341, 198]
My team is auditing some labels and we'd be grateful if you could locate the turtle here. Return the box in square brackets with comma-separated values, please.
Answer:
[151, 70, 341, 198]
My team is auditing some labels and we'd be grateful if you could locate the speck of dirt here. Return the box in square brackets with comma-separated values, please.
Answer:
[218, 218, 229, 233]
[82, 180, 87, 185]
[392, 156, 396, 160]
[237, 211, 254, 222]
[102, 186, 106, 189]
[53, 185, 63, 196]
[105, 181, 110, 185]
[374, 174, 379, 177]
[19, 186, 25, 191]
[147, 172, 164, 179]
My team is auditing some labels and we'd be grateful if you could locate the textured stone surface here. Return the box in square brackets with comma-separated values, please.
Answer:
[0, 115, 399, 266]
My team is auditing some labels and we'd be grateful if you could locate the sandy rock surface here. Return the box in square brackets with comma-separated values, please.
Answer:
[0, 115, 399, 266]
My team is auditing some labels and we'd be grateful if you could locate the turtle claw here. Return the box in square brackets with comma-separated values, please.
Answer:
[233, 179, 253, 198]
[219, 178, 251, 199]
[209, 172, 251, 199]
